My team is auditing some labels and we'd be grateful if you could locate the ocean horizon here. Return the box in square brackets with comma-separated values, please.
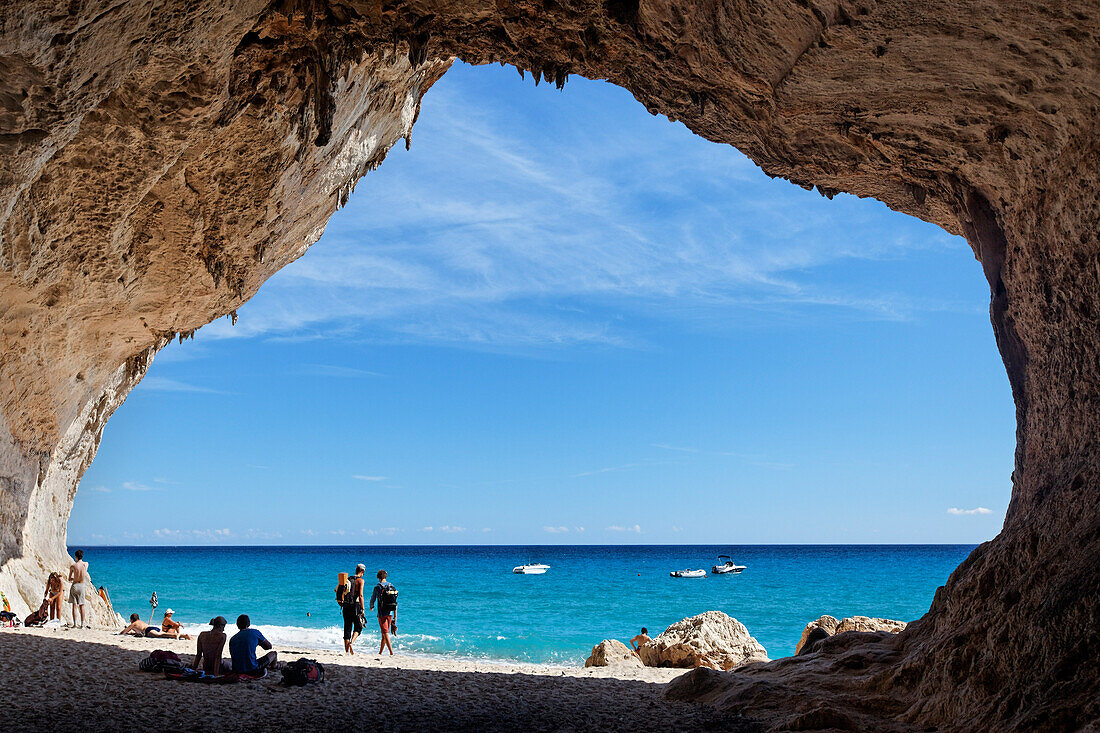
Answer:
[73, 543, 975, 665]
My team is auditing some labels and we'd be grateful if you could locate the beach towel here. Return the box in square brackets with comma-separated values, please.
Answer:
[212, 669, 267, 684]
[165, 668, 224, 684]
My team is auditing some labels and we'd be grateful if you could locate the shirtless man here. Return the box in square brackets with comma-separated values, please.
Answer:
[630, 627, 651, 653]
[119, 613, 170, 638]
[67, 550, 88, 628]
[194, 616, 232, 674]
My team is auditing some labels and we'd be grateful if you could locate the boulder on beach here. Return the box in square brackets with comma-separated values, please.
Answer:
[584, 639, 643, 668]
[637, 611, 769, 670]
[796, 614, 906, 655]
[795, 615, 839, 655]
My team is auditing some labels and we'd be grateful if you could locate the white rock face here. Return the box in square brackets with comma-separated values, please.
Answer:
[638, 611, 769, 670]
[585, 639, 643, 668]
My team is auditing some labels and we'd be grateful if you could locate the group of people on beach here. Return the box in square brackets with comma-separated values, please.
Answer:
[18, 549, 94, 629]
[123, 613, 277, 675]
[340, 565, 397, 656]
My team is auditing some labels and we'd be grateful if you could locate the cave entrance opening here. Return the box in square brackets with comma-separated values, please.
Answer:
[68, 61, 1013, 655]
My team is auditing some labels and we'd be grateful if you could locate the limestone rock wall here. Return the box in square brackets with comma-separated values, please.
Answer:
[0, 0, 1097, 728]
[0, 1, 448, 620]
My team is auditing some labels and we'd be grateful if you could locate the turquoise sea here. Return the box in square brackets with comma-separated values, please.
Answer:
[76, 544, 974, 664]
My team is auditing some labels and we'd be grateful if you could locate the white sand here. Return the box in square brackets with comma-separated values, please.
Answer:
[0, 625, 742, 731]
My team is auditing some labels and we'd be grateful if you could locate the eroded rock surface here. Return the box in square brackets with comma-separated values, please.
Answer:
[0, 0, 1098, 729]
[637, 611, 769, 670]
[584, 639, 643, 668]
[795, 614, 907, 655]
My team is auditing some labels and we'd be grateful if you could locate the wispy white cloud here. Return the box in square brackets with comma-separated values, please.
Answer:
[300, 529, 318, 536]
[947, 507, 993, 516]
[607, 524, 642, 533]
[122, 481, 159, 492]
[243, 529, 283, 540]
[651, 443, 701, 453]
[543, 526, 570, 534]
[421, 526, 433, 532]
[195, 65, 967, 350]
[571, 463, 642, 478]
[152, 528, 231, 541]
[305, 364, 384, 378]
[86, 485, 110, 493]
[139, 376, 226, 394]
[352, 475, 388, 482]
[439, 525, 466, 533]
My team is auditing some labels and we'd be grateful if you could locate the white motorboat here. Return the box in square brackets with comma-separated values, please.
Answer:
[712, 555, 746, 574]
[669, 569, 707, 578]
[512, 563, 550, 574]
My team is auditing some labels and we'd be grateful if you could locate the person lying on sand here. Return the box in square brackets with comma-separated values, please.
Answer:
[119, 613, 170, 638]
[229, 614, 277, 673]
[160, 609, 192, 640]
[194, 616, 232, 674]
[630, 627, 651, 653]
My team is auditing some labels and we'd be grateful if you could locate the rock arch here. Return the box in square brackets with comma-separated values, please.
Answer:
[0, 1, 1096, 729]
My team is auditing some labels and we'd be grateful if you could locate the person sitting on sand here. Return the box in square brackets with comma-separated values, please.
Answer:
[630, 627, 651, 653]
[68, 549, 88, 628]
[119, 613, 170, 638]
[45, 572, 64, 622]
[160, 609, 192, 640]
[194, 616, 232, 675]
[229, 614, 277, 674]
[369, 569, 395, 656]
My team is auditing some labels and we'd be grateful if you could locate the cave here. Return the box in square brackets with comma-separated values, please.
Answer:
[1, 0, 1098, 730]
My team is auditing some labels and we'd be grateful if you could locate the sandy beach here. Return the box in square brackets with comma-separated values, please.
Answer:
[0, 625, 748, 732]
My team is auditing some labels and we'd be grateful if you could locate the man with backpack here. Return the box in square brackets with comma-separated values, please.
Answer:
[341, 564, 366, 654]
[368, 569, 397, 656]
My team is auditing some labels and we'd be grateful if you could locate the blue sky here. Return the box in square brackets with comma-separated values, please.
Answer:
[69, 62, 1015, 546]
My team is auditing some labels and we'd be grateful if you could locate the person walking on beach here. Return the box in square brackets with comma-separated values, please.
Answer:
[342, 564, 366, 654]
[369, 569, 396, 656]
[194, 616, 232, 674]
[630, 627, 651, 653]
[229, 614, 278, 673]
[67, 549, 88, 628]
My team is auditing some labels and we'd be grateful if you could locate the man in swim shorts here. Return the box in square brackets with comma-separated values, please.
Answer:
[369, 569, 395, 656]
[342, 564, 366, 654]
[68, 549, 88, 628]
[630, 627, 651, 653]
[229, 614, 278, 673]
[194, 616, 232, 674]
[119, 613, 170, 638]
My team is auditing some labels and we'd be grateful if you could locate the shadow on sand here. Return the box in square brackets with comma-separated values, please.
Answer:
[0, 632, 755, 732]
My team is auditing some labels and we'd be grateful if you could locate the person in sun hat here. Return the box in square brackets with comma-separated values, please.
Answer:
[160, 608, 192, 639]
[194, 616, 231, 674]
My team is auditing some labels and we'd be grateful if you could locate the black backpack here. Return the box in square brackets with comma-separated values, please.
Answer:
[379, 585, 398, 614]
[281, 657, 325, 686]
[338, 578, 361, 608]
